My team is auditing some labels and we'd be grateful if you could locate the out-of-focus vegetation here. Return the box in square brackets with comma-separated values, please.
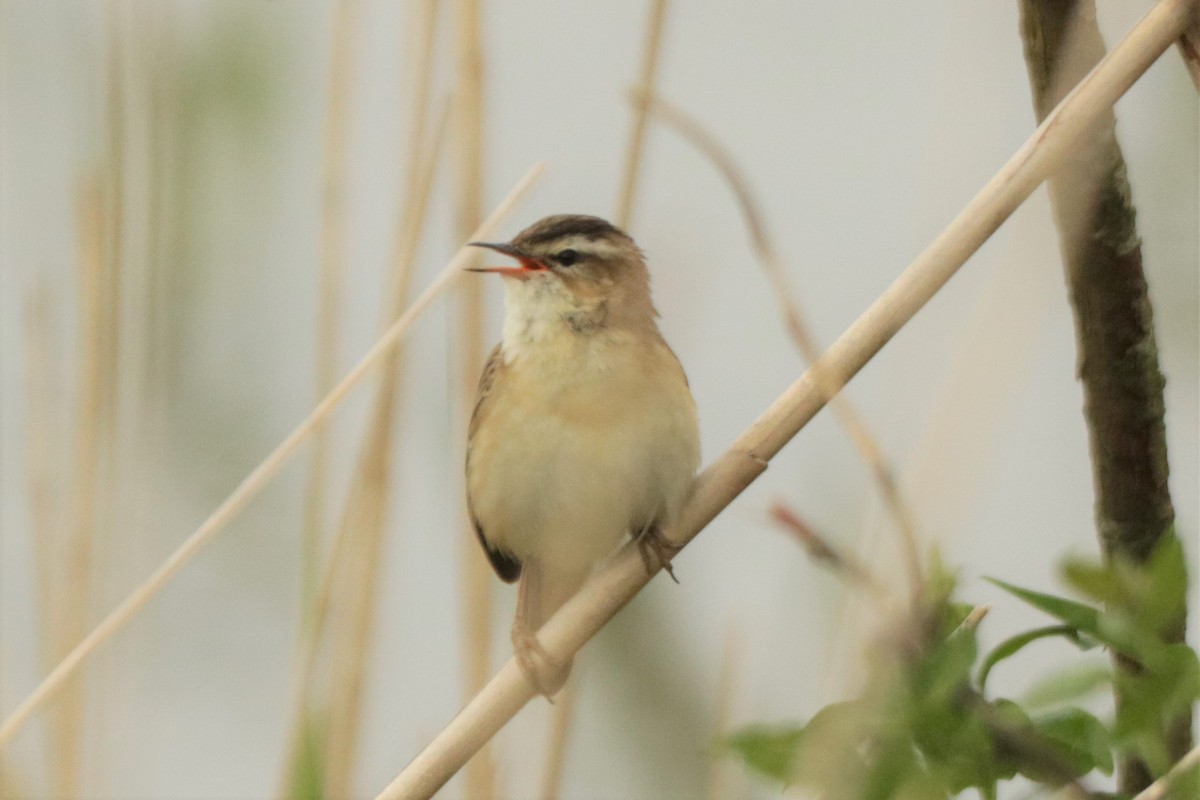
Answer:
[724, 536, 1197, 799]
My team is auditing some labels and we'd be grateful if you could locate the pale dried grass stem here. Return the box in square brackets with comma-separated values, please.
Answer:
[301, 0, 361, 619]
[615, 0, 669, 230]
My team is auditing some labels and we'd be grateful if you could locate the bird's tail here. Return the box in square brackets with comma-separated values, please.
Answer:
[517, 560, 592, 693]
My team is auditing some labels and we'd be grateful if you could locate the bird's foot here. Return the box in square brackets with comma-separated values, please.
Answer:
[636, 526, 682, 583]
[512, 621, 570, 699]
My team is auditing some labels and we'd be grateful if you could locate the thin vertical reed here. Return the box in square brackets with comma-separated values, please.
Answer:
[56, 178, 106, 799]
[301, 0, 361, 621]
[0, 165, 543, 753]
[319, 5, 444, 795]
[453, 0, 496, 796]
[615, 0, 669, 230]
[704, 626, 741, 800]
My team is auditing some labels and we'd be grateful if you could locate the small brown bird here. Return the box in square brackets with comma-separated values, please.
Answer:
[465, 214, 700, 696]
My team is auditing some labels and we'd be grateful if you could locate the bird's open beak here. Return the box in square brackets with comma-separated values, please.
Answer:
[466, 242, 547, 278]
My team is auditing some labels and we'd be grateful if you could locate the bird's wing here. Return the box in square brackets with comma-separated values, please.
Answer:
[466, 344, 522, 583]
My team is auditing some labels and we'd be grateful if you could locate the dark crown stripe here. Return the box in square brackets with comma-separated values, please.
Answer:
[518, 215, 629, 247]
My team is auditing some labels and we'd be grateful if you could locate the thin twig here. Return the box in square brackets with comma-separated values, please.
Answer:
[373, 4, 1194, 795]
[615, 0, 669, 230]
[0, 164, 544, 752]
[768, 503, 879, 591]
[638, 90, 924, 601]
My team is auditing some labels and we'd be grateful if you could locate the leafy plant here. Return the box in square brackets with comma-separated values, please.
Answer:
[723, 535, 1197, 798]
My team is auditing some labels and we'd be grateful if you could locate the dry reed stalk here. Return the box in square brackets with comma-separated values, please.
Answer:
[54, 179, 107, 799]
[21, 285, 70, 793]
[22, 284, 61, 670]
[638, 91, 923, 600]
[451, 0, 498, 796]
[704, 625, 741, 800]
[616, 0, 669, 229]
[275, 83, 445, 782]
[94, 0, 124, 570]
[374, 3, 1194, 795]
[1132, 742, 1200, 800]
[301, 0, 360, 616]
[0, 164, 544, 752]
[317, 8, 445, 796]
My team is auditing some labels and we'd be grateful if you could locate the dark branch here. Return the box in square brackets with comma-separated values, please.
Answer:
[1017, 1, 1190, 792]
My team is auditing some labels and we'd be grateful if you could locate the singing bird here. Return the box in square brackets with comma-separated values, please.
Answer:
[466, 214, 701, 696]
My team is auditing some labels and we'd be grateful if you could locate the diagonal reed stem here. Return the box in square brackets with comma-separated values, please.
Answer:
[0, 164, 544, 752]
[374, 2, 1195, 796]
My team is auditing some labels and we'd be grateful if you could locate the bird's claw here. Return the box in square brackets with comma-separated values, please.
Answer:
[637, 527, 682, 583]
[512, 621, 569, 699]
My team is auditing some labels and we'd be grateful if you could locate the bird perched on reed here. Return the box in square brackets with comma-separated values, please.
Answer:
[465, 214, 700, 696]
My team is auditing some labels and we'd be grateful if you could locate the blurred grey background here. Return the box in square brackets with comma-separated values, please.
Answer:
[1, 1, 1196, 797]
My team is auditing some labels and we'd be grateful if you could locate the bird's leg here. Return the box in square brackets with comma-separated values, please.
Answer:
[512, 572, 570, 698]
[635, 522, 682, 583]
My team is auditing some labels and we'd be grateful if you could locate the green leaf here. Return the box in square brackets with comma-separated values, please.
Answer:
[1062, 558, 1129, 606]
[913, 623, 978, 706]
[1137, 534, 1189, 637]
[723, 724, 805, 783]
[942, 601, 977, 638]
[289, 714, 326, 800]
[1114, 643, 1200, 742]
[985, 577, 1150, 658]
[977, 625, 1095, 691]
[1023, 663, 1113, 710]
[1033, 707, 1114, 776]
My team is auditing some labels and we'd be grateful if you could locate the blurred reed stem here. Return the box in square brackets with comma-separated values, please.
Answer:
[704, 625, 742, 800]
[0, 165, 544, 753]
[22, 284, 60, 676]
[616, 0, 669, 230]
[57, 177, 107, 799]
[279, 6, 444, 792]
[452, 0, 497, 796]
[319, 7, 445, 798]
[301, 0, 360, 621]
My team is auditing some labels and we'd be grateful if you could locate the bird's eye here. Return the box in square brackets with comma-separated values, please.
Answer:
[554, 249, 578, 267]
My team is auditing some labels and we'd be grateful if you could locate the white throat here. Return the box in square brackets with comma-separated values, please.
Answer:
[500, 276, 606, 363]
